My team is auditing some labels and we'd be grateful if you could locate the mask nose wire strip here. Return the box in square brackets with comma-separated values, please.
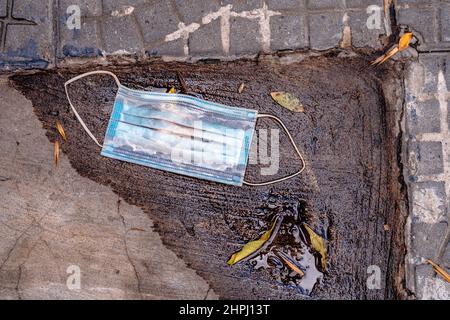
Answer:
[243, 114, 306, 186]
[64, 70, 121, 148]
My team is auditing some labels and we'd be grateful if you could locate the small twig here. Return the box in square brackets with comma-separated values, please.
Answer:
[176, 71, 203, 98]
[176, 71, 188, 93]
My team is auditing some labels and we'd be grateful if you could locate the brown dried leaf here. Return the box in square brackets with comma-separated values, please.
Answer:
[270, 92, 304, 112]
[56, 121, 67, 142]
[370, 46, 399, 66]
[426, 259, 450, 283]
[54, 140, 60, 167]
[303, 223, 327, 271]
[238, 83, 245, 94]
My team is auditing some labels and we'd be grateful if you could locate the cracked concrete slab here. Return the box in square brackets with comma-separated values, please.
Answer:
[0, 82, 217, 299]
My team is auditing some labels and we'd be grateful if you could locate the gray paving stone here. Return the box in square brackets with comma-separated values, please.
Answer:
[135, 2, 179, 45]
[270, 14, 308, 51]
[102, 0, 148, 14]
[59, 0, 102, 17]
[407, 100, 441, 134]
[12, 0, 48, 19]
[398, 7, 437, 44]
[443, 245, 450, 268]
[0, 1, 6, 17]
[221, 0, 263, 12]
[419, 55, 443, 95]
[229, 16, 260, 55]
[411, 181, 447, 224]
[415, 264, 434, 281]
[347, 9, 383, 48]
[398, 0, 431, 5]
[345, 0, 378, 8]
[190, 18, 223, 56]
[101, 15, 143, 53]
[410, 141, 444, 176]
[174, 0, 220, 24]
[146, 38, 185, 57]
[415, 270, 450, 300]
[444, 56, 450, 90]
[266, 0, 305, 10]
[439, 4, 450, 42]
[414, 263, 450, 300]
[60, 20, 101, 57]
[448, 103, 450, 131]
[309, 12, 343, 50]
[0, 0, 53, 69]
[411, 222, 448, 258]
[306, 0, 345, 10]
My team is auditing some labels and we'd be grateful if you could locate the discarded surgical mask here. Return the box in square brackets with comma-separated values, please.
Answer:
[65, 71, 305, 186]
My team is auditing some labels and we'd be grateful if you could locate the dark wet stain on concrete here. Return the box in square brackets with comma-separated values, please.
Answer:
[11, 54, 408, 299]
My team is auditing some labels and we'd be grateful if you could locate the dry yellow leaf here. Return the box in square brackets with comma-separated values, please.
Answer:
[398, 32, 413, 52]
[167, 87, 176, 94]
[303, 223, 327, 271]
[227, 220, 277, 266]
[54, 140, 59, 167]
[56, 121, 67, 142]
[371, 32, 413, 66]
[426, 259, 450, 283]
[270, 92, 304, 112]
[238, 83, 245, 94]
[370, 46, 399, 66]
[277, 251, 304, 277]
[378, 46, 399, 65]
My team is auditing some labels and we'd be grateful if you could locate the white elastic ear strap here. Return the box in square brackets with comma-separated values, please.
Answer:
[243, 114, 306, 186]
[65, 72, 304, 186]
[64, 70, 121, 148]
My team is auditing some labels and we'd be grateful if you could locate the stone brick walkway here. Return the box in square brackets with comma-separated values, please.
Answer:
[1, 0, 388, 68]
[404, 53, 450, 300]
[397, 0, 450, 301]
[0, 0, 449, 299]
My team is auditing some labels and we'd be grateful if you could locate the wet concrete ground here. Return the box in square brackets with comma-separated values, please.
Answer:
[11, 53, 409, 299]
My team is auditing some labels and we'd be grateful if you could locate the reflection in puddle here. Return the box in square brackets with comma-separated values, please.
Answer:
[251, 218, 324, 296]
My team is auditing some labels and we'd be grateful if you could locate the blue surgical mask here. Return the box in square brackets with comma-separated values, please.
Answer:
[65, 71, 305, 186]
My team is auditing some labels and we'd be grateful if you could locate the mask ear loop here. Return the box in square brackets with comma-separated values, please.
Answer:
[243, 114, 306, 186]
[64, 70, 121, 148]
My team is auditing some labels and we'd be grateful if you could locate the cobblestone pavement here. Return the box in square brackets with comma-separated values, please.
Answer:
[0, 0, 390, 68]
[0, 0, 449, 299]
[398, 0, 450, 300]
[404, 53, 450, 299]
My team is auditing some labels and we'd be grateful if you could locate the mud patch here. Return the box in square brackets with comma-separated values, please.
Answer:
[11, 53, 408, 299]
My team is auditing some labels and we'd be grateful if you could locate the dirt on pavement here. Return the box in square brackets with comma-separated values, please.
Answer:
[11, 52, 409, 299]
